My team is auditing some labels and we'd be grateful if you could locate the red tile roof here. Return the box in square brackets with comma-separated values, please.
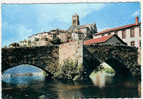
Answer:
[84, 35, 113, 45]
[95, 23, 140, 35]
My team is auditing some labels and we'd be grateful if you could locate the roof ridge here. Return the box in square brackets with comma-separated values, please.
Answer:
[84, 35, 114, 45]
[96, 23, 140, 35]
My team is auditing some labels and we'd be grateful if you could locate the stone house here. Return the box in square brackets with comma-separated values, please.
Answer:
[19, 40, 30, 47]
[31, 36, 52, 47]
[71, 32, 84, 41]
[26, 14, 98, 45]
[58, 33, 69, 42]
[28, 32, 51, 42]
[93, 17, 141, 48]
[27, 29, 70, 44]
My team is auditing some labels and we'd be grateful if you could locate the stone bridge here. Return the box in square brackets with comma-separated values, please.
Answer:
[2, 41, 141, 79]
[2, 46, 59, 76]
[83, 45, 140, 77]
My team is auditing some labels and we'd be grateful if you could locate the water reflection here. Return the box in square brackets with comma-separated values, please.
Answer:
[2, 78, 140, 98]
[89, 63, 116, 88]
[2, 64, 140, 98]
[2, 64, 46, 85]
[90, 71, 106, 88]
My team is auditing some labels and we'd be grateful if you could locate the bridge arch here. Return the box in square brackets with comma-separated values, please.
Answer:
[2, 47, 59, 77]
[83, 45, 139, 78]
[2, 63, 52, 77]
[105, 57, 132, 77]
[86, 56, 132, 78]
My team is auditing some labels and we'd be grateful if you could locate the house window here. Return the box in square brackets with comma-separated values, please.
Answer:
[130, 41, 135, 46]
[130, 27, 135, 37]
[139, 40, 141, 47]
[53, 34, 56, 39]
[122, 30, 126, 39]
[139, 27, 141, 37]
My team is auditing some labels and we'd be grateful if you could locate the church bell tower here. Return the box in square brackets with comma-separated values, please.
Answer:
[72, 14, 80, 26]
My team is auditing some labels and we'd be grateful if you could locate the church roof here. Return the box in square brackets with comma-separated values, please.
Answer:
[68, 25, 77, 32]
[68, 25, 90, 32]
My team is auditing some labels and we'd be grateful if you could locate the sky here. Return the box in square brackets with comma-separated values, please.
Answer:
[2, 2, 140, 47]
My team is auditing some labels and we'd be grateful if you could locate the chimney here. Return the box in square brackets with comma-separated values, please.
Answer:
[135, 16, 139, 25]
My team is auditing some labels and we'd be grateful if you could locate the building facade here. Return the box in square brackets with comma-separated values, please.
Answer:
[93, 17, 141, 48]
[8, 14, 141, 49]
[69, 14, 97, 40]
[21, 14, 98, 47]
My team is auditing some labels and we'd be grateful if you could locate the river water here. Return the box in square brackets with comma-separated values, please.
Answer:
[2, 64, 141, 99]
[2, 74, 141, 99]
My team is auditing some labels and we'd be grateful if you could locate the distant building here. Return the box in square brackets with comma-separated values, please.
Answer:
[93, 17, 141, 48]
[12, 14, 141, 49]
[27, 29, 70, 46]
[68, 14, 97, 40]
[28, 32, 53, 42]
[84, 34, 127, 46]
[23, 14, 98, 47]
[19, 40, 30, 47]
[71, 32, 84, 41]
[9, 42, 20, 48]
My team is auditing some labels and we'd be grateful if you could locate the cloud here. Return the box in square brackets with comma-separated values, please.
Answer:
[2, 4, 106, 46]
[35, 4, 106, 28]
[2, 22, 33, 46]
[132, 9, 140, 17]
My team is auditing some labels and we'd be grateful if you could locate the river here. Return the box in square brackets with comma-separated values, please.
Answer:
[2, 74, 140, 99]
[2, 64, 141, 99]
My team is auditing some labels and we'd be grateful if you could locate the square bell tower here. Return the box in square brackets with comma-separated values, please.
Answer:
[72, 14, 80, 26]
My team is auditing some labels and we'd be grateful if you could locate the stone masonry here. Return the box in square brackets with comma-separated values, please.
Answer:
[59, 41, 83, 67]
[2, 46, 59, 76]
[2, 41, 140, 80]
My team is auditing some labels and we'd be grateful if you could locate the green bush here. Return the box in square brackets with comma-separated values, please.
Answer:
[103, 68, 115, 74]
[60, 60, 82, 79]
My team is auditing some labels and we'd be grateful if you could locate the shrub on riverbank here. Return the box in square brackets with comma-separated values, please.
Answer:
[54, 60, 83, 80]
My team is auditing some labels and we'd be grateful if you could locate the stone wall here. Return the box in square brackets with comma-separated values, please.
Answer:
[83, 45, 140, 77]
[138, 48, 141, 65]
[2, 41, 84, 79]
[2, 46, 59, 75]
[2, 41, 140, 80]
[57, 41, 83, 80]
[59, 41, 83, 66]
